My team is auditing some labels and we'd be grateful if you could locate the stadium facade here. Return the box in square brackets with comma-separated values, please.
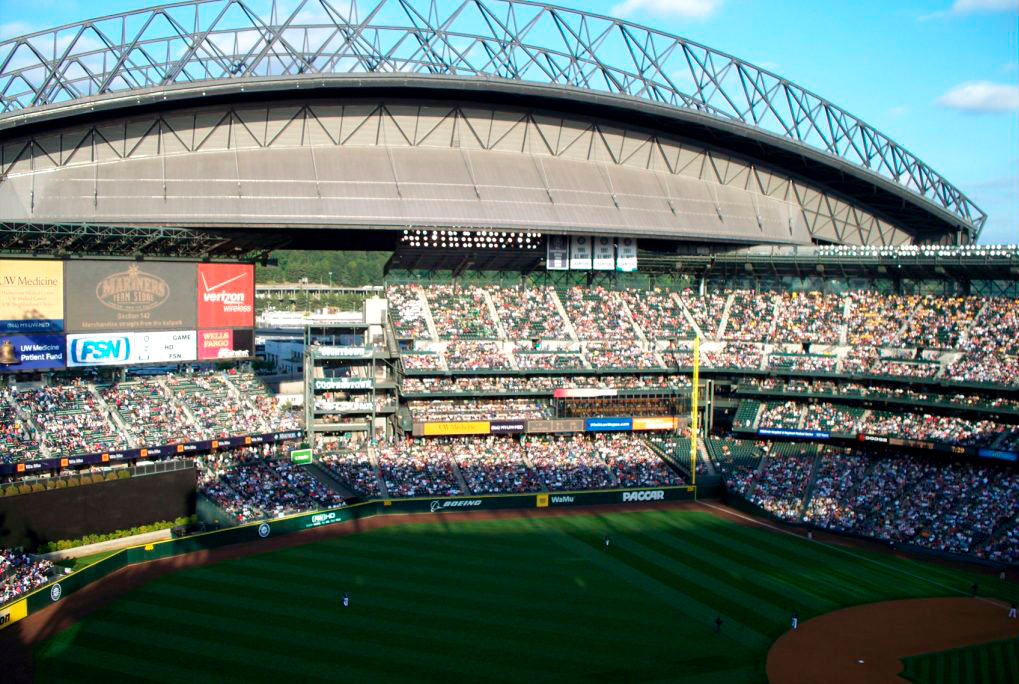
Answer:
[0, 0, 988, 261]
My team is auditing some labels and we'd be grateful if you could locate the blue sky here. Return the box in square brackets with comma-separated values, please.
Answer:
[1, 0, 1016, 243]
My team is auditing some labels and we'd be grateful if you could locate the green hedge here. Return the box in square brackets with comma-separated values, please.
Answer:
[41, 516, 197, 553]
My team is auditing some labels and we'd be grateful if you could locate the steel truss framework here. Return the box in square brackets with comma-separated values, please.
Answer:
[0, 0, 985, 239]
[0, 222, 283, 259]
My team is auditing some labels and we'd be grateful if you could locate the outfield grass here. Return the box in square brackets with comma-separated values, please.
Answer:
[34, 509, 1019, 683]
[900, 637, 1019, 684]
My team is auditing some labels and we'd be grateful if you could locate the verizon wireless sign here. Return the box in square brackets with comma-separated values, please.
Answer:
[197, 264, 254, 329]
[67, 331, 197, 367]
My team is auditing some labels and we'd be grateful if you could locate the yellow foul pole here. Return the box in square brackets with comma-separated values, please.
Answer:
[690, 336, 699, 493]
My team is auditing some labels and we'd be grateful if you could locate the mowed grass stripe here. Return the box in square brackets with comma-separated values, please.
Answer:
[658, 513, 866, 609]
[132, 569, 674, 654]
[900, 638, 1019, 684]
[35, 629, 301, 683]
[697, 506, 1019, 603]
[555, 516, 781, 643]
[606, 513, 826, 618]
[83, 600, 587, 682]
[153, 559, 678, 636]
[536, 519, 770, 649]
[107, 587, 663, 671]
[697, 517, 965, 601]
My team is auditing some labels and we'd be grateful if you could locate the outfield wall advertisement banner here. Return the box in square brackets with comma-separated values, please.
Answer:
[0, 429, 302, 476]
[64, 261, 197, 333]
[0, 335, 66, 371]
[0, 260, 64, 334]
[67, 331, 197, 367]
[197, 263, 254, 329]
[198, 329, 254, 360]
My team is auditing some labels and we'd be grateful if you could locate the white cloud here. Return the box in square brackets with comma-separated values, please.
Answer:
[948, 0, 1018, 13]
[888, 105, 909, 117]
[610, 0, 724, 20]
[936, 81, 1019, 113]
[0, 21, 36, 40]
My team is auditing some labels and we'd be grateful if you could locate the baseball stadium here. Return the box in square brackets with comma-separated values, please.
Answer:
[0, 0, 1017, 682]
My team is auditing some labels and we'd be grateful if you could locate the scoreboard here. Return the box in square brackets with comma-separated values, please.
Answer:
[0, 259, 254, 372]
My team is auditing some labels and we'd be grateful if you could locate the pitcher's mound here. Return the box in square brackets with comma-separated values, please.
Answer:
[767, 597, 1019, 683]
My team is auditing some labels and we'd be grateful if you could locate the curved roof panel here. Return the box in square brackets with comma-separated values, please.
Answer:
[0, 0, 985, 238]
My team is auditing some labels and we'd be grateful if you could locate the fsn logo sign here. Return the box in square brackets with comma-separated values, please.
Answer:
[70, 337, 130, 364]
[621, 490, 665, 503]
[429, 499, 482, 513]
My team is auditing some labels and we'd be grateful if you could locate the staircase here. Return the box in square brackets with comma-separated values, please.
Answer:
[367, 445, 391, 499]
[87, 383, 134, 447]
[481, 289, 509, 340]
[417, 290, 440, 342]
[798, 452, 824, 518]
[716, 292, 736, 339]
[765, 295, 780, 343]
[617, 296, 649, 343]
[520, 449, 549, 492]
[159, 376, 203, 434]
[549, 289, 580, 342]
[449, 458, 471, 495]
[672, 291, 706, 339]
[303, 461, 356, 499]
[839, 296, 851, 346]
[957, 299, 988, 350]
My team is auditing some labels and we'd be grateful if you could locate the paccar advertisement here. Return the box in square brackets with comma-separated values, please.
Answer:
[67, 331, 197, 367]
[198, 329, 254, 360]
[197, 263, 254, 329]
[0, 260, 64, 333]
[0, 335, 66, 372]
[64, 261, 197, 333]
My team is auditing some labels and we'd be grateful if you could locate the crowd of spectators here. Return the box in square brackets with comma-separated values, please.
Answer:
[679, 290, 728, 339]
[197, 446, 344, 522]
[526, 434, 617, 491]
[899, 295, 980, 350]
[401, 375, 688, 395]
[165, 372, 264, 439]
[772, 292, 844, 344]
[585, 341, 662, 369]
[722, 290, 775, 342]
[444, 341, 512, 370]
[945, 353, 1019, 387]
[402, 352, 445, 371]
[488, 286, 571, 340]
[618, 288, 695, 340]
[725, 446, 1019, 564]
[319, 452, 381, 498]
[376, 441, 464, 497]
[768, 353, 839, 373]
[601, 434, 686, 487]
[1, 548, 54, 606]
[563, 286, 636, 340]
[101, 378, 190, 447]
[963, 297, 1019, 357]
[514, 351, 586, 370]
[427, 285, 499, 339]
[725, 449, 813, 520]
[845, 292, 911, 346]
[0, 390, 41, 463]
[407, 399, 551, 421]
[20, 382, 127, 457]
[446, 437, 544, 494]
[387, 284, 432, 339]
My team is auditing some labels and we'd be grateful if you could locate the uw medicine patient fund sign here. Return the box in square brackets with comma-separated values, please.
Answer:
[0, 260, 64, 333]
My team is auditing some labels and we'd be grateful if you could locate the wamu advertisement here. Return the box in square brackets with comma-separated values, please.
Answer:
[67, 331, 197, 367]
